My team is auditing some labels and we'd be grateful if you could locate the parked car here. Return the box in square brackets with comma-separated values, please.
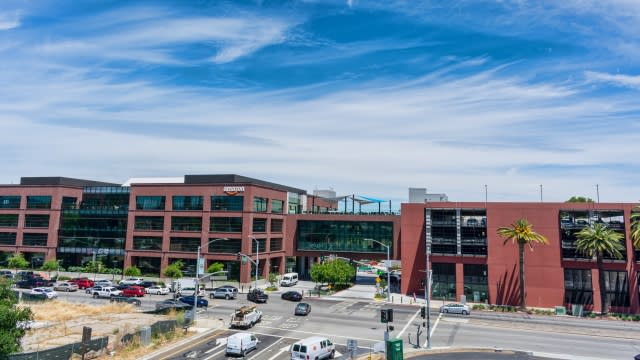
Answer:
[155, 299, 192, 312]
[120, 277, 144, 286]
[16, 277, 52, 289]
[53, 282, 79, 292]
[93, 279, 113, 287]
[295, 302, 311, 316]
[210, 287, 237, 300]
[121, 286, 146, 297]
[178, 296, 209, 308]
[139, 280, 157, 288]
[115, 283, 130, 290]
[226, 332, 259, 357]
[281, 291, 303, 302]
[69, 278, 94, 289]
[91, 286, 122, 298]
[30, 287, 58, 299]
[247, 289, 268, 303]
[0, 270, 13, 279]
[110, 296, 141, 306]
[146, 285, 170, 295]
[439, 303, 471, 315]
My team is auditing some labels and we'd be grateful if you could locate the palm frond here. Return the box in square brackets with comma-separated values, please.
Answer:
[575, 223, 625, 259]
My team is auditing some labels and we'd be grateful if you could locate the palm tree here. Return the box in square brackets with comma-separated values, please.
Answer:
[631, 206, 640, 249]
[575, 223, 624, 316]
[497, 218, 549, 311]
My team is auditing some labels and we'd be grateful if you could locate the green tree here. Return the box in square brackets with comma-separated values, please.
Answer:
[0, 278, 33, 357]
[123, 266, 142, 277]
[310, 263, 328, 285]
[84, 260, 104, 274]
[40, 259, 59, 279]
[631, 206, 640, 249]
[207, 262, 224, 274]
[163, 261, 183, 279]
[497, 218, 549, 311]
[324, 259, 355, 286]
[575, 223, 624, 316]
[268, 272, 278, 287]
[566, 196, 594, 203]
[7, 253, 28, 272]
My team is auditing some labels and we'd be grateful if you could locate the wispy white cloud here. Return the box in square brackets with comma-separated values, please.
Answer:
[585, 71, 640, 89]
[0, 11, 20, 30]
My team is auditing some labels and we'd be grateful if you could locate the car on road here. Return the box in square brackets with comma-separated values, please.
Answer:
[69, 278, 94, 289]
[146, 285, 170, 295]
[210, 287, 237, 300]
[226, 332, 259, 357]
[281, 291, 303, 302]
[230, 305, 262, 329]
[110, 296, 142, 306]
[30, 287, 58, 299]
[247, 289, 268, 303]
[440, 303, 471, 315]
[155, 299, 192, 312]
[53, 282, 79, 292]
[295, 302, 311, 316]
[290, 337, 335, 360]
[178, 296, 209, 308]
[121, 285, 145, 297]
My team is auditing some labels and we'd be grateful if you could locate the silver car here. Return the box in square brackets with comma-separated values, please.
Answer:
[439, 303, 471, 315]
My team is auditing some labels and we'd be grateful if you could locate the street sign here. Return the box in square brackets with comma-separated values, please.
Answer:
[375, 277, 381, 283]
[197, 257, 205, 277]
[241, 255, 248, 264]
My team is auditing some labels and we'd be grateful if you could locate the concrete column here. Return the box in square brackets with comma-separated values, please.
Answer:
[456, 263, 465, 302]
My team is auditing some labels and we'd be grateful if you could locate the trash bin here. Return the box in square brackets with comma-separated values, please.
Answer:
[554, 306, 566, 315]
[386, 338, 403, 360]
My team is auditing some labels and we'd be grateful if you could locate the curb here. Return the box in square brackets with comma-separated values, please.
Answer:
[140, 320, 224, 360]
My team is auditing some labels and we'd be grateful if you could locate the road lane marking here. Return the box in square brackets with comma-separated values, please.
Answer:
[266, 345, 291, 360]
[205, 340, 226, 354]
[249, 326, 379, 343]
[203, 348, 226, 360]
[396, 308, 420, 339]
[431, 312, 442, 338]
[158, 330, 225, 360]
[247, 337, 284, 360]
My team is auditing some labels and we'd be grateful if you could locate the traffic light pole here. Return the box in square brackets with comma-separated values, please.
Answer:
[425, 240, 432, 349]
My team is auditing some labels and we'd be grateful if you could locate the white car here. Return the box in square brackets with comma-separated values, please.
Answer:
[226, 332, 259, 357]
[439, 303, 471, 315]
[120, 277, 144, 286]
[94, 279, 113, 287]
[146, 285, 170, 295]
[30, 287, 58, 299]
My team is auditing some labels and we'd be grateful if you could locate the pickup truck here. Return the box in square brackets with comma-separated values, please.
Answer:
[91, 286, 122, 298]
[247, 289, 268, 303]
[229, 305, 262, 329]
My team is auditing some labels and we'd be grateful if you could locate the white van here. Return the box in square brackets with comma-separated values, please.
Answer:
[226, 332, 259, 357]
[290, 336, 335, 360]
[280, 272, 298, 287]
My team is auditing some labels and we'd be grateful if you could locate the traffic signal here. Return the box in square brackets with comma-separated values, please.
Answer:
[420, 306, 426, 319]
[236, 253, 242, 261]
[387, 309, 394, 323]
[380, 309, 388, 323]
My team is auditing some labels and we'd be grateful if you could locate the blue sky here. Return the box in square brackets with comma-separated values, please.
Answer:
[1, 0, 639, 205]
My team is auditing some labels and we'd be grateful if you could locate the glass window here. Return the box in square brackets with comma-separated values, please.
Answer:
[136, 196, 165, 210]
[560, 210, 626, 261]
[134, 216, 164, 231]
[24, 214, 50, 228]
[430, 209, 458, 255]
[169, 237, 200, 252]
[463, 264, 488, 303]
[0, 214, 19, 228]
[171, 217, 202, 232]
[604, 270, 630, 307]
[563, 268, 593, 305]
[211, 196, 244, 211]
[62, 197, 77, 210]
[296, 220, 393, 253]
[133, 236, 163, 251]
[271, 199, 284, 214]
[210, 217, 243, 232]
[271, 219, 283, 233]
[207, 238, 241, 253]
[432, 263, 456, 301]
[253, 218, 267, 232]
[27, 196, 52, 209]
[172, 196, 203, 211]
[253, 197, 268, 212]
[131, 256, 161, 277]
[0, 196, 21, 209]
[270, 238, 283, 251]
[0, 232, 17, 245]
[23, 233, 48, 247]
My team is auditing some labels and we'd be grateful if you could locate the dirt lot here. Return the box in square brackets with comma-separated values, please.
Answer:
[21, 300, 191, 359]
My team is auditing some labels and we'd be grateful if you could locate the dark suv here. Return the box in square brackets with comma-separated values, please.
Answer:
[247, 289, 268, 303]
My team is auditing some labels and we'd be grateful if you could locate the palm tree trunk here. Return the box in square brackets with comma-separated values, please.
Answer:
[597, 254, 607, 316]
[518, 242, 526, 311]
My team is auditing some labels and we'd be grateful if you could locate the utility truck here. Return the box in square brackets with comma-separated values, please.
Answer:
[229, 304, 262, 329]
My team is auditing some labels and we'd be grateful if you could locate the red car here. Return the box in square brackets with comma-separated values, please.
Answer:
[69, 278, 94, 289]
[121, 286, 145, 297]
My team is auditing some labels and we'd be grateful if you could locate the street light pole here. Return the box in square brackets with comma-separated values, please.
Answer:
[425, 239, 431, 349]
[248, 236, 259, 290]
[364, 238, 391, 302]
[193, 237, 228, 325]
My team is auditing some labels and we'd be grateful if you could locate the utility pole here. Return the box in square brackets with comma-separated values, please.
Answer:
[425, 238, 431, 349]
